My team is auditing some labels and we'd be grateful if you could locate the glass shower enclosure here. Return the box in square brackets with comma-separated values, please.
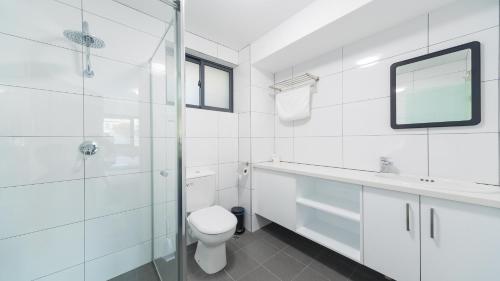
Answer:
[0, 0, 185, 280]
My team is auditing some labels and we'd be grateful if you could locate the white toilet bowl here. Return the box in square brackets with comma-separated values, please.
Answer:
[188, 205, 237, 274]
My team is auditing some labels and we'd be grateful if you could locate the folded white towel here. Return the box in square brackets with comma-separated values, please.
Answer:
[276, 85, 311, 121]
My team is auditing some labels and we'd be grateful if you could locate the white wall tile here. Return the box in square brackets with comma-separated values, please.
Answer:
[275, 138, 294, 162]
[343, 49, 426, 103]
[218, 112, 238, 138]
[84, 55, 150, 102]
[84, 96, 151, 137]
[218, 187, 238, 210]
[238, 112, 251, 138]
[429, 26, 499, 82]
[0, 33, 83, 94]
[0, 223, 84, 281]
[85, 241, 152, 281]
[85, 172, 151, 219]
[293, 48, 342, 77]
[343, 15, 428, 70]
[0, 137, 84, 187]
[251, 138, 274, 163]
[251, 112, 275, 138]
[153, 138, 177, 171]
[238, 186, 251, 211]
[251, 86, 275, 114]
[251, 67, 274, 89]
[85, 207, 151, 260]
[185, 32, 218, 58]
[275, 116, 294, 138]
[36, 265, 84, 281]
[294, 106, 342, 137]
[343, 98, 426, 136]
[217, 44, 238, 65]
[429, 0, 499, 44]
[185, 138, 218, 167]
[343, 135, 428, 175]
[0, 86, 83, 136]
[0, 180, 83, 239]
[294, 137, 342, 167]
[152, 103, 176, 138]
[0, 0, 81, 50]
[85, 136, 151, 178]
[185, 108, 218, 137]
[429, 133, 499, 185]
[218, 138, 238, 163]
[234, 85, 251, 113]
[313, 73, 342, 108]
[429, 81, 499, 134]
[219, 163, 238, 189]
[239, 138, 251, 163]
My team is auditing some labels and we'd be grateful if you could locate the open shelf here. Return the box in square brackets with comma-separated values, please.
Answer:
[296, 220, 361, 262]
[296, 197, 360, 222]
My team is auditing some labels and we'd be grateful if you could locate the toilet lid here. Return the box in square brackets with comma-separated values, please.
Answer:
[188, 205, 237, 235]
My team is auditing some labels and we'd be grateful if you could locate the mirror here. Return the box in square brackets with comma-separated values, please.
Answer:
[390, 41, 480, 129]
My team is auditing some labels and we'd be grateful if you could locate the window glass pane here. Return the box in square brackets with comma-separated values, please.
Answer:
[185, 61, 200, 106]
[204, 65, 230, 109]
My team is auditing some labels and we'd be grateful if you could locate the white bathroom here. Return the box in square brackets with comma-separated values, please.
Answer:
[0, 0, 498, 281]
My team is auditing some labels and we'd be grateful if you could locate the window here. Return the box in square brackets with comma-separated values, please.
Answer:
[185, 55, 233, 112]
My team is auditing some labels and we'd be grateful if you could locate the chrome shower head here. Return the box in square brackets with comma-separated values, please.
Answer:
[63, 21, 105, 49]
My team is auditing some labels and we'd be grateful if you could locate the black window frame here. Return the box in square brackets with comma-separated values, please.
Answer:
[186, 54, 234, 112]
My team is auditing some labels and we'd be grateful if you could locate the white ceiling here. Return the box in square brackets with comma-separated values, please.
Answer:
[185, 0, 316, 51]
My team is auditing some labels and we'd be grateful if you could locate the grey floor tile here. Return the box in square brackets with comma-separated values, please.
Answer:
[188, 269, 233, 281]
[230, 232, 259, 249]
[155, 258, 178, 281]
[309, 251, 356, 281]
[225, 249, 260, 280]
[283, 238, 325, 265]
[240, 238, 280, 264]
[349, 266, 390, 281]
[239, 266, 280, 281]
[137, 263, 161, 281]
[263, 251, 306, 281]
[292, 267, 330, 281]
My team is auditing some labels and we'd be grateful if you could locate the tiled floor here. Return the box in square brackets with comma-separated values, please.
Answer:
[187, 223, 390, 281]
[109, 262, 161, 281]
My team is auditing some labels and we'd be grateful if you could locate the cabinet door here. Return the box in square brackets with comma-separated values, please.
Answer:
[254, 169, 296, 230]
[421, 197, 500, 281]
[363, 187, 420, 281]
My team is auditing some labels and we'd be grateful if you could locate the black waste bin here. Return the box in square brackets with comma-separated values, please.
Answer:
[231, 207, 245, 234]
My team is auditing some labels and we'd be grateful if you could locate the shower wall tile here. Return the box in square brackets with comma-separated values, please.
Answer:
[84, 55, 150, 102]
[218, 138, 239, 163]
[153, 137, 178, 171]
[218, 112, 239, 138]
[185, 138, 218, 167]
[0, 0, 82, 51]
[0, 85, 83, 136]
[84, 136, 151, 178]
[251, 112, 275, 138]
[219, 162, 239, 189]
[0, 179, 84, 239]
[82, 0, 167, 38]
[84, 95, 151, 137]
[312, 73, 342, 108]
[83, 11, 162, 66]
[85, 206, 151, 260]
[0, 33, 83, 94]
[36, 265, 84, 281]
[186, 107, 219, 137]
[85, 240, 152, 281]
[85, 172, 152, 219]
[0, 137, 84, 188]
[0, 222, 84, 281]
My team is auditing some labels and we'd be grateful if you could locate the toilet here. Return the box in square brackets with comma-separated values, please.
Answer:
[186, 169, 237, 274]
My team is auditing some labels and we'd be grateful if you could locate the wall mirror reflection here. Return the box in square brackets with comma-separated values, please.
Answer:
[390, 41, 481, 129]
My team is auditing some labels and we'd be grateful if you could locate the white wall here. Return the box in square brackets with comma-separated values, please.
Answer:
[273, 0, 499, 186]
[0, 0, 175, 280]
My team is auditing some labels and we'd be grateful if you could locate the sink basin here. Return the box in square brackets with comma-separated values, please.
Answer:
[375, 173, 500, 193]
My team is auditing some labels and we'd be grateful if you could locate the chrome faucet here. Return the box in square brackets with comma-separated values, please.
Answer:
[379, 157, 394, 173]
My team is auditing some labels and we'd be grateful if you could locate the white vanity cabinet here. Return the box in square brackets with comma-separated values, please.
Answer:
[363, 188, 420, 281]
[254, 169, 297, 230]
[420, 197, 500, 281]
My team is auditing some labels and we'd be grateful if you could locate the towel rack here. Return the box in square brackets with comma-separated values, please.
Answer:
[270, 73, 319, 92]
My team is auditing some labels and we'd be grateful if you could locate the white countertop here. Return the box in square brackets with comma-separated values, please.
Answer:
[254, 162, 500, 209]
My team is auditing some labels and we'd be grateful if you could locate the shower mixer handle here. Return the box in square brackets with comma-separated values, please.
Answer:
[79, 141, 99, 156]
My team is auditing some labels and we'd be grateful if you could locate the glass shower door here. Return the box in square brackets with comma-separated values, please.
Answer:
[0, 0, 184, 280]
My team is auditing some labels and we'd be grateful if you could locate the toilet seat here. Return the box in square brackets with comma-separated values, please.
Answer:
[188, 205, 237, 235]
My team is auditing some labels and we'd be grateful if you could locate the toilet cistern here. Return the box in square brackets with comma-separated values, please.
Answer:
[379, 157, 395, 173]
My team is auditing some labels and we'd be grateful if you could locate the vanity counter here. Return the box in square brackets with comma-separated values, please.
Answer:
[254, 162, 500, 209]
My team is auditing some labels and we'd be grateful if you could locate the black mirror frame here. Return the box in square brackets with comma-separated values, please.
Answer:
[390, 41, 481, 129]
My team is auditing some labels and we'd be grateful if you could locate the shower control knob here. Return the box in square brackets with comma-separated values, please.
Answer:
[79, 141, 99, 156]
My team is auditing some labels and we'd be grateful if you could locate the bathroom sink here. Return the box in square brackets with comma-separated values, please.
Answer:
[375, 173, 500, 193]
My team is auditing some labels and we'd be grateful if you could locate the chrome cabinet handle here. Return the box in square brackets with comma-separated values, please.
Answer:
[430, 208, 435, 239]
[406, 203, 410, 231]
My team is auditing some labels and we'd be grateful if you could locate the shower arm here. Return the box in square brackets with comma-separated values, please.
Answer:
[82, 21, 95, 78]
